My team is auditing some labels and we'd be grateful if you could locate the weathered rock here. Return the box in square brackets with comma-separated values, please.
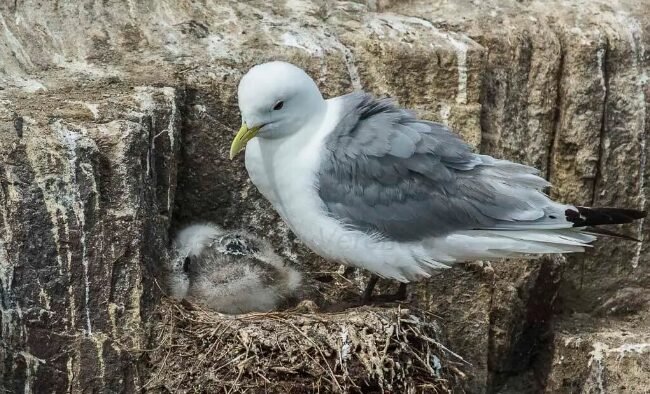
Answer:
[0, 88, 180, 392]
[544, 316, 650, 393]
[0, 0, 648, 393]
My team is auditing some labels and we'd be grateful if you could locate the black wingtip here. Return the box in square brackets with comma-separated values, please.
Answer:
[566, 206, 647, 228]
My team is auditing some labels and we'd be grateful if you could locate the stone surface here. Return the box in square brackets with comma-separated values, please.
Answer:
[0, 87, 180, 392]
[0, 0, 648, 393]
[544, 316, 650, 393]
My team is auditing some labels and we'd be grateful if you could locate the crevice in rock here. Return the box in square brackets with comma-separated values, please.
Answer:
[488, 259, 563, 393]
[168, 85, 195, 234]
[144, 114, 154, 180]
[326, 31, 362, 91]
[478, 53, 494, 154]
[169, 85, 199, 232]
[338, 40, 362, 91]
[591, 36, 610, 206]
[485, 269, 499, 391]
[546, 36, 565, 184]
[631, 26, 648, 269]
[318, 3, 363, 91]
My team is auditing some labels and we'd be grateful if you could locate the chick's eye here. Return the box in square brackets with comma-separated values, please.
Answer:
[273, 101, 284, 111]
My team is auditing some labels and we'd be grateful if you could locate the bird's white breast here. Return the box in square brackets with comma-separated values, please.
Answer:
[243, 98, 438, 281]
[244, 98, 352, 261]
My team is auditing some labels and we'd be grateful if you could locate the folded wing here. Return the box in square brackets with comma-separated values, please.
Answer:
[318, 93, 577, 242]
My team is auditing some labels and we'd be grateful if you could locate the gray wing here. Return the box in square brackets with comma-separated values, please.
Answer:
[317, 93, 569, 242]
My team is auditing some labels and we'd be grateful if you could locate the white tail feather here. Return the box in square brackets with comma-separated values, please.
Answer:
[432, 228, 595, 263]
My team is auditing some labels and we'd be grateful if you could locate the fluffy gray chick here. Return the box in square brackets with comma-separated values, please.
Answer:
[169, 223, 302, 314]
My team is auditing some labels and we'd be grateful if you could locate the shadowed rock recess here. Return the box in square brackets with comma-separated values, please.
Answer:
[0, 1, 648, 392]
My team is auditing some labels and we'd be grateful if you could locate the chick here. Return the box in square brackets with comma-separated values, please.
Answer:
[168, 223, 302, 314]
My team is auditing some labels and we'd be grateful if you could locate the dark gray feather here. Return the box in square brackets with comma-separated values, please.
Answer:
[317, 93, 561, 241]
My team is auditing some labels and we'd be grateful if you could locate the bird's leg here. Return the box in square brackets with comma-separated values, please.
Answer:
[342, 265, 356, 278]
[361, 275, 379, 303]
[376, 282, 408, 302]
[394, 283, 408, 301]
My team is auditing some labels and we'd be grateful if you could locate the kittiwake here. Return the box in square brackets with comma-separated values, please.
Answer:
[169, 223, 302, 314]
[229, 61, 646, 299]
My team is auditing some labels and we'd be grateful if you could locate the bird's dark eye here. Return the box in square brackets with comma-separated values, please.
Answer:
[273, 101, 284, 111]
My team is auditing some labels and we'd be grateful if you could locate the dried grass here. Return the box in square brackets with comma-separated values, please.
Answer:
[142, 298, 469, 393]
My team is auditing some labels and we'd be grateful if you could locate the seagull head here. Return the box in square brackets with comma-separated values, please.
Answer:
[230, 61, 326, 159]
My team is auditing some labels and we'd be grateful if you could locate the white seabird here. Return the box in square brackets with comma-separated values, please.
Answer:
[229, 61, 646, 298]
[168, 223, 302, 314]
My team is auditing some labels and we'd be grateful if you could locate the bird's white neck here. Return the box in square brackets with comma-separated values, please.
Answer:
[244, 98, 342, 223]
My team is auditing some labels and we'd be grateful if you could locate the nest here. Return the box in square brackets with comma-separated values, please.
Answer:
[142, 298, 469, 393]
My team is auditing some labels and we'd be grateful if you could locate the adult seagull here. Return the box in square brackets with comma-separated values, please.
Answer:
[229, 61, 646, 301]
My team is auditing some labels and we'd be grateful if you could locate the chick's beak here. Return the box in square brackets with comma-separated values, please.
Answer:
[229, 123, 261, 159]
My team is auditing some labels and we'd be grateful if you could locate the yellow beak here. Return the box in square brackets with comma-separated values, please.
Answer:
[229, 123, 261, 159]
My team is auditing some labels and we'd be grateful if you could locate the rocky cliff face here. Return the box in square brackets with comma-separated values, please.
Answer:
[0, 1, 648, 393]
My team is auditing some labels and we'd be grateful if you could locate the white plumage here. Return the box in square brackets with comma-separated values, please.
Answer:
[168, 223, 302, 314]
[232, 61, 644, 283]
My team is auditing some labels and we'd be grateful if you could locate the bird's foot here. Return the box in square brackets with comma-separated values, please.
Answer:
[395, 282, 408, 300]
[360, 277, 408, 304]
[370, 283, 408, 303]
[292, 299, 320, 313]
[361, 275, 379, 304]
[341, 265, 356, 278]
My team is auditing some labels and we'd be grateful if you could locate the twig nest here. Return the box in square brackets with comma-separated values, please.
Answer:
[146, 300, 468, 392]
[168, 223, 302, 314]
